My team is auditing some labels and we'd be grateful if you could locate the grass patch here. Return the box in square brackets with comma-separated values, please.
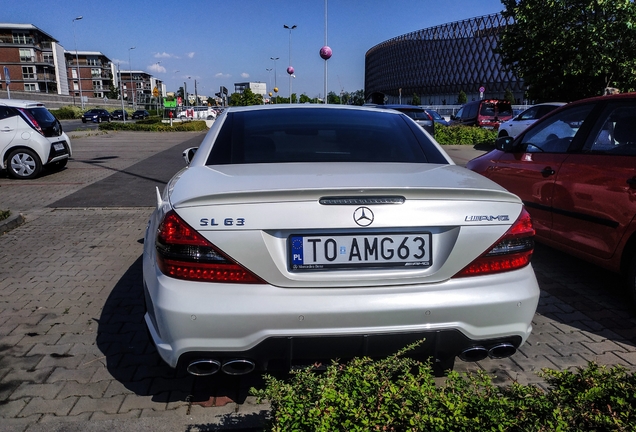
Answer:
[98, 120, 208, 132]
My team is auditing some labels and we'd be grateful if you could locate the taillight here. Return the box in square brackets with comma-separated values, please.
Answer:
[17, 108, 44, 136]
[453, 208, 534, 278]
[155, 210, 264, 284]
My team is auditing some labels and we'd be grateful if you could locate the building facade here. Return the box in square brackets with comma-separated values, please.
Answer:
[65, 50, 113, 100]
[115, 70, 165, 108]
[0, 23, 69, 95]
[365, 14, 525, 105]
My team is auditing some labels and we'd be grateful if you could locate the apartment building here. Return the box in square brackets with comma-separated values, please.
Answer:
[65, 50, 114, 99]
[0, 23, 69, 95]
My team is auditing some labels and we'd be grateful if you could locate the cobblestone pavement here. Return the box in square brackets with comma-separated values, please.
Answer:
[1, 133, 635, 431]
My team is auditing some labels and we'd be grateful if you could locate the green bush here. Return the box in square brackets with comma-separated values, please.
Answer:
[434, 124, 498, 146]
[252, 343, 636, 431]
[98, 120, 208, 132]
[0, 209, 10, 222]
[49, 105, 83, 119]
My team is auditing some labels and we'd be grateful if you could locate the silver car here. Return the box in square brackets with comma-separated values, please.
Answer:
[498, 102, 566, 138]
[143, 104, 540, 377]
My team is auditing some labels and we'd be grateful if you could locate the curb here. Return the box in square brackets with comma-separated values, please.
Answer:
[0, 213, 25, 235]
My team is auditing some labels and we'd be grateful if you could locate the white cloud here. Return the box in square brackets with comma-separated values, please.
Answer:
[186, 52, 195, 59]
[148, 63, 167, 73]
[241, 73, 250, 78]
[154, 52, 173, 59]
[215, 72, 231, 79]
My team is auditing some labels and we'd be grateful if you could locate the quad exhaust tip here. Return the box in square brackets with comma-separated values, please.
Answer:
[221, 359, 256, 375]
[459, 343, 517, 362]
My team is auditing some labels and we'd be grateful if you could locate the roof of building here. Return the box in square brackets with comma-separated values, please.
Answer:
[0, 23, 57, 42]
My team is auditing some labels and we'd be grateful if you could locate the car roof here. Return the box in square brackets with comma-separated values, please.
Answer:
[223, 104, 405, 116]
[0, 99, 46, 108]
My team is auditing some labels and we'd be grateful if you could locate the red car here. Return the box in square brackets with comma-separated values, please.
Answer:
[466, 93, 636, 305]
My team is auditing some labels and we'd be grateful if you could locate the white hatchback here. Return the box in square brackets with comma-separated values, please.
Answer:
[498, 102, 566, 138]
[0, 99, 72, 179]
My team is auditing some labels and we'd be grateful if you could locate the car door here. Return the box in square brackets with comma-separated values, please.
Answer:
[550, 102, 636, 261]
[486, 104, 595, 239]
[509, 106, 540, 137]
[0, 106, 19, 155]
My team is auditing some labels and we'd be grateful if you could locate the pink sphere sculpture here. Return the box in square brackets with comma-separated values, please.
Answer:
[287, 66, 294, 75]
[320, 46, 332, 60]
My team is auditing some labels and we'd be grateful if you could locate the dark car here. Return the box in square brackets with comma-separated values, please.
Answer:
[111, 109, 128, 120]
[466, 92, 636, 305]
[450, 99, 513, 130]
[424, 109, 450, 126]
[378, 105, 435, 136]
[132, 110, 150, 120]
[81, 109, 111, 123]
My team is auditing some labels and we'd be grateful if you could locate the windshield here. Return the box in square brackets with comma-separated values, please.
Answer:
[207, 108, 448, 165]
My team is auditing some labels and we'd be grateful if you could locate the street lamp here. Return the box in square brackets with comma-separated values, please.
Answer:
[270, 57, 279, 103]
[72, 16, 84, 110]
[128, 46, 135, 109]
[284, 24, 297, 103]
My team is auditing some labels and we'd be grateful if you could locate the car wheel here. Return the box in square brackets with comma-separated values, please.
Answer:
[7, 148, 42, 179]
[49, 158, 68, 171]
[108, 117, 111, 123]
[81, 118, 86, 123]
[628, 254, 636, 308]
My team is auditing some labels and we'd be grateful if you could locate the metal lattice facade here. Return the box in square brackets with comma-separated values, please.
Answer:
[365, 13, 524, 105]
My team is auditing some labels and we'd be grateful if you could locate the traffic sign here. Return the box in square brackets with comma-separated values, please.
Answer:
[153, 87, 159, 97]
[479, 86, 485, 93]
[4, 67, 9, 84]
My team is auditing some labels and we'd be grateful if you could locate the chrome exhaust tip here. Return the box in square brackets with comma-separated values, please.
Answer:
[458, 346, 489, 362]
[488, 343, 517, 359]
[187, 359, 221, 376]
[221, 359, 256, 375]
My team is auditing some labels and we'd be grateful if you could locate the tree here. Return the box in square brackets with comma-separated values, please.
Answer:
[229, 88, 264, 106]
[458, 90, 467, 104]
[349, 90, 365, 106]
[504, 87, 515, 104]
[299, 94, 312, 104]
[327, 91, 340, 104]
[499, 0, 636, 101]
[411, 93, 421, 105]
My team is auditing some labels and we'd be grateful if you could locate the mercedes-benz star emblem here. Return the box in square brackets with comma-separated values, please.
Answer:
[353, 207, 374, 227]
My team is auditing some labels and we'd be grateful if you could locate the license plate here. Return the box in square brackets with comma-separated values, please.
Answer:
[289, 233, 432, 271]
[53, 143, 65, 151]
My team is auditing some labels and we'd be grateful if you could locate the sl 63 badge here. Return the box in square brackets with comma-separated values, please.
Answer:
[200, 218, 245, 227]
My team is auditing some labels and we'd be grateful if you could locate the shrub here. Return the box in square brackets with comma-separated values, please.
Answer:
[49, 105, 83, 119]
[434, 124, 498, 146]
[0, 209, 10, 222]
[252, 343, 636, 431]
[98, 120, 208, 132]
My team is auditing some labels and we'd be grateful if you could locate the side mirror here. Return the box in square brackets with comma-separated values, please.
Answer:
[182, 147, 198, 165]
[495, 136, 515, 152]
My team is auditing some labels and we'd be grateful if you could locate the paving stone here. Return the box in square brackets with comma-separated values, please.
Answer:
[69, 395, 125, 415]
[19, 396, 79, 417]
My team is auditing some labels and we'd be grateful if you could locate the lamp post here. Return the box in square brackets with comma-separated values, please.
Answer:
[72, 16, 84, 110]
[128, 46, 135, 110]
[118, 62, 126, 123]
[284, 24, 296, 103]
[154, 62, 161, 114]
[270, 57, 279, 103]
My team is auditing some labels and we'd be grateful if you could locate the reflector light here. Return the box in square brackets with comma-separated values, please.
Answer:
[453, 208, 535, 278]
[156, 210, 264, 284]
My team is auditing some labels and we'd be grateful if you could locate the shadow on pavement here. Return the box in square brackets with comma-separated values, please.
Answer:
[96, 255, 269, 425]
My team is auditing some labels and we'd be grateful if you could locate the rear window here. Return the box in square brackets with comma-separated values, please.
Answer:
[479, 101, 512, 118]
[206, 108, 447, 165]
[27, 107, 57, 126]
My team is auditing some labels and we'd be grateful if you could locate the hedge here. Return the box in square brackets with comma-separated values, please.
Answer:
[252, 342, 636, 431]
[434, 124, 498, 146]
[98, 120, 208, 132]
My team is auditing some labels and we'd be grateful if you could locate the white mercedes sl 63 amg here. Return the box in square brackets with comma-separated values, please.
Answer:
[142, 104, 540, 376]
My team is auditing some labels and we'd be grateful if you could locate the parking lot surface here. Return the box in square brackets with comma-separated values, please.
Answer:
[1, 131, 636, 431]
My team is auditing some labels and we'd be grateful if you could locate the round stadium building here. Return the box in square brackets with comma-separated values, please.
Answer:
[365, 13, 524, 105]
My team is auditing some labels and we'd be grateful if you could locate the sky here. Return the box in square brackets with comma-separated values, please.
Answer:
[4, 0, 505, 99]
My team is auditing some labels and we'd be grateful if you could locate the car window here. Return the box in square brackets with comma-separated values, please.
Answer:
[520, 104, 594, 153]
[465, 103, 478, 119]
[207, 108, 447, 165]
[518, 106, 539, 120]
[0, 106, 16, 120]
[26, 107, 57, 126]
[585, 105, 636, 155]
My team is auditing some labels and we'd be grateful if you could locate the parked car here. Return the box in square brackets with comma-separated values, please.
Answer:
[111, 109, 128, 120]
[497, 103, 566, 138]
[450, 99, 513, 129]
[0, 99, 72, 179]
[377, 105, 435, 135]
[466, 92, 636, 305]
[424, 109, 450, 126]
[132, 110, 150, 120]
[177, 106, 217, 120]
[81, 108, 111, 123]
[142, 104, 539, 377]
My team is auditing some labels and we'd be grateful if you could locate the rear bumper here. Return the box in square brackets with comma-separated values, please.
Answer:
[143, 253, 539, 369]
